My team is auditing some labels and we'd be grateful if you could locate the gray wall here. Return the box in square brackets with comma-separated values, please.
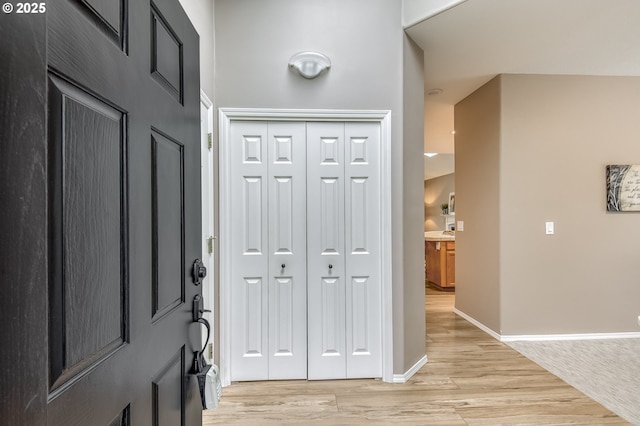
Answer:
[214, 0, 426, 375]
[424, 173, 455, 231]
[456, 74, 640, 336]
[178, 0, 215, 98]
[402, 33, 426, 371]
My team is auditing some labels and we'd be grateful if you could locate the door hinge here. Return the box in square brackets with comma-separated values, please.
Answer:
[207, 132, 212, 150]
[208, 343, 213, 360]
[207, 236, 214, 254]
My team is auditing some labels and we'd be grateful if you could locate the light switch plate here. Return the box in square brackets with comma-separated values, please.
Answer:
[457, 220, 464, 231]
[545, 221, 554, 235]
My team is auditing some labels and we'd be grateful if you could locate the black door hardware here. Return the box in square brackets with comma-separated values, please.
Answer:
[192, 259, 207, 286]
[192, 294, 212, 322]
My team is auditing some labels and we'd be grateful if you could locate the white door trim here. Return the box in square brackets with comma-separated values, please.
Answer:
[199, 90, 214, 362]
[200, 90, 213, 109]
[219, 108, 393, 386]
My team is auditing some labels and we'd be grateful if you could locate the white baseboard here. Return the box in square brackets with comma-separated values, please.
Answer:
[453, 308, 501, 341]
[453, 308, 640, 342]
[392, 354, 428, 383]
[501, 332, 640, 342]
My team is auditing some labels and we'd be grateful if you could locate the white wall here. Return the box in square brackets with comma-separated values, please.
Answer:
[178, 0, 215, 97]
[214, 0, 425, 375]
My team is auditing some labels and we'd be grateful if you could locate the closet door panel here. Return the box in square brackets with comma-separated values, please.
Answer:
[267, 122, 307, 379]
[344, 122, 382, 378]
[307, 122, 346, 380]
[230, 121, 269, 381]
[229, 119, 383, 382]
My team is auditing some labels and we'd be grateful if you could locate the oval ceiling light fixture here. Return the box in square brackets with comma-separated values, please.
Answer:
[426, 88, 443, 96]
[424, 152, 438, 157]
[288, 51, 331, 79]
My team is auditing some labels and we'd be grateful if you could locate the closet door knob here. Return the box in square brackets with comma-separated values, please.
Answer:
[281, 264, 286, 269]
[328, 264, 333, 269]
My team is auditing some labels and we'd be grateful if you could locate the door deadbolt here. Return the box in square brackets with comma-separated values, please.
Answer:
[192, 259, 207, 286]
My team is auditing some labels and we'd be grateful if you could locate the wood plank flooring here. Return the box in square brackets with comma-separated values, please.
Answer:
[204, 287, 628, 425]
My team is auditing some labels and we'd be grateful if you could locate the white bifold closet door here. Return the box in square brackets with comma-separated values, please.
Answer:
[229, 120, 381, 381]
[230, 121, 307, 381]
[306, 122, 382, 380]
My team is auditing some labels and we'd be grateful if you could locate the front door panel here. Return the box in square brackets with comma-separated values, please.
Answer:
[45, 0, 201, 424]
[48, 75, 127, 393]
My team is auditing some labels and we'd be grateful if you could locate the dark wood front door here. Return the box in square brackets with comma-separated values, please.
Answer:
[0, 0, 202, 424]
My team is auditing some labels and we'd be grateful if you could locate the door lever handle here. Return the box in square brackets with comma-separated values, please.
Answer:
[328, 264, 333, 270]
[192, 294, 211, 322]
[281, 264, 286, 269]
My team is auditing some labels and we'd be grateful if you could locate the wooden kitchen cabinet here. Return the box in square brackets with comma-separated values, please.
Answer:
[425, 240, 455, 291]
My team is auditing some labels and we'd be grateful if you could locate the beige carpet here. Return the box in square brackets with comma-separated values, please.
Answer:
[508, 339, 640, 425]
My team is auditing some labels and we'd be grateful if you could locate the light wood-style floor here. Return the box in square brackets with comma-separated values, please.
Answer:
[203, 286, 627, 425]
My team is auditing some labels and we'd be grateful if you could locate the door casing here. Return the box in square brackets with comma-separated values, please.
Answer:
[200, 90, 215, 363]
[219, 108, 393, 386]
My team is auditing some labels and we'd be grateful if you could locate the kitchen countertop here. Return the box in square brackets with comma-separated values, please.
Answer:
[424, 231, 455, 241]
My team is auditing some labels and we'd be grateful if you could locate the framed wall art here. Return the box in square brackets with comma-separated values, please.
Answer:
[448, 192, 455, 215]
[606, 165, 640, 212]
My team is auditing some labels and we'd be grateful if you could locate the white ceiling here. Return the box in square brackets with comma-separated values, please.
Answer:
[407, 0, 640, 179]
[423, 154, 454, 180]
